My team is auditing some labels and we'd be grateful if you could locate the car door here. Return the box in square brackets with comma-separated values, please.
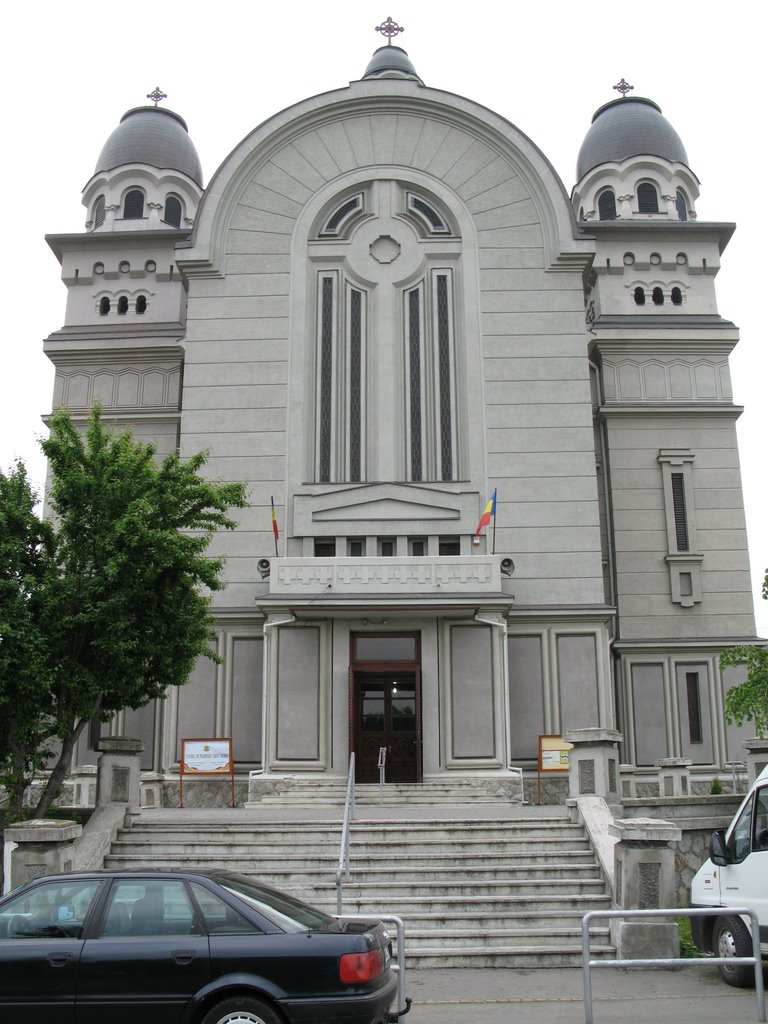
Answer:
[76, 878, 209, 1024]
[0, 877, 103, 1024]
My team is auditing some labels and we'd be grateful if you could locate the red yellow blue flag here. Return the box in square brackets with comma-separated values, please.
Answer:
[475, 488, 497, 535]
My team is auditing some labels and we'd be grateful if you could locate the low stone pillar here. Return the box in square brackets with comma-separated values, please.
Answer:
[743, 738, 768, 784]
[96, 737, 143, 807]
[140, 772, 164, 809]
[72, 765, 98, 807]
[619, 764, 636, 801]
[610, 817, 681, 960]
[4, 819, 82, 890]
[564, 728, 622, 803]
[656, 757, 692, 797]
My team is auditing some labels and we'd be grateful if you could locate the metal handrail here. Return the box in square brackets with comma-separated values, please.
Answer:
[378, 746, 386, 804]
[335, 752, 356, 914]
[581, 906, 766, 1024]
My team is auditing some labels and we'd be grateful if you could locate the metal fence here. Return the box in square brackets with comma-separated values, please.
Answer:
[581, 906, 765, 1024]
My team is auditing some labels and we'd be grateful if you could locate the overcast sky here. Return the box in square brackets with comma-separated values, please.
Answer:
[2, 1, 765, 632]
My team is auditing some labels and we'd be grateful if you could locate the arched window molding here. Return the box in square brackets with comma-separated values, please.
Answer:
[123, 189, 145, 220]
[597, 189, 617, 221]
[637, 182, 660, 214]
[318, 193, 365, 237]
[93, 196, 106, 230]
[164, 194, 183, 227]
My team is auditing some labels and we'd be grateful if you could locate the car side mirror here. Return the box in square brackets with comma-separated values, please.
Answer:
[709, 829, 730, 866]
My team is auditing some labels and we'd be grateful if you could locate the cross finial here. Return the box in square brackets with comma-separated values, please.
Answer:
[375, 16, 404, 45]
[613, 78, 634, 98]
[147, 86, 167, 107]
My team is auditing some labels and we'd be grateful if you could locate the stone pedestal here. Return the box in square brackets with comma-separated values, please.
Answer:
[96, 737, 143, 807]
[4, 819, 82, 890]
[656, 757, 692, 797]
[564, 728, 621, 803]
[619, 764, 636, 801]
[140, 772, 164, 809]
[72, 765, 98, 807]
[743, 738, 768, 784]
[610, 817, 682, 960]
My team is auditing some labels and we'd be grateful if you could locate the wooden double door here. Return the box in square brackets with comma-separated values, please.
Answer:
[353, 670, 421, 783]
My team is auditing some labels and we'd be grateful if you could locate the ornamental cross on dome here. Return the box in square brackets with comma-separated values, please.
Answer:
[375, 16, 404, 45]
[613, 78, 634, 98]
[147, 86, 168, 107]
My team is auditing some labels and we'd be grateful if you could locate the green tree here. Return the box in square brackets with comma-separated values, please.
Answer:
[0, 462, 57, 815]
[1, 407, 247, 820]
[720, 570, 768, 738]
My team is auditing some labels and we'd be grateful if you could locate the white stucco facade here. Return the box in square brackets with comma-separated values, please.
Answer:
[43, 43, 757, 789]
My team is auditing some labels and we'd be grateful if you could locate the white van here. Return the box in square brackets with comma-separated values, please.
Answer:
[690, 764, 768, 986]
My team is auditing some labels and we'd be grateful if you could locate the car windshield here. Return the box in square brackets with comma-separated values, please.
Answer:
[212, 874, 339, 933]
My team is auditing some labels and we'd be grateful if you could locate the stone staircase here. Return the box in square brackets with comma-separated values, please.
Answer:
[104, 786, 613, 967]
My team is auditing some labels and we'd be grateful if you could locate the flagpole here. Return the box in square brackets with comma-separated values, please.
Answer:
[271, 496, 279, 557]
[492, 500, 497, 555]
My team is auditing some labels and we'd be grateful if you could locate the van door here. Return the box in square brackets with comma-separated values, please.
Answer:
[721, 782, 768, 939]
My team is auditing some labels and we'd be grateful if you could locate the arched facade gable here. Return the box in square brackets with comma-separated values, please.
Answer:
[177, 81, 593, 279]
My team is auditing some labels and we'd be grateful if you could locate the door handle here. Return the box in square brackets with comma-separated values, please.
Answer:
[48, 952, 74, 967]
[173, 950, 196, 965]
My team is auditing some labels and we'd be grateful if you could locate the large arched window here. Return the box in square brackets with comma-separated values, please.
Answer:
[123, 189, 144, 220]
[164, 194, 183, 227]
[637, 182, 659, 214]
[597, 189, 617, 221]
[309, 183, 462, 484]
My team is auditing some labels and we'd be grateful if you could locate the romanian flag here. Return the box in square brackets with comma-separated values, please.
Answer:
[271, 496, 279, 541]
[475, 489, 497, 535]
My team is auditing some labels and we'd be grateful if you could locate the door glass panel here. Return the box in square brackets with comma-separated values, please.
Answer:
[361, 691, 385, 731]
[392, 685, 416, 731]
[0, 879, 102, 939]
[355, 636, 416, 661]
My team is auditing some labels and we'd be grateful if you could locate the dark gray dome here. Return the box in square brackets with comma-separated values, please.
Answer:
[576, 96, 688, 181]
[95, 106, 203, 185]
[363, 45, 421, 82]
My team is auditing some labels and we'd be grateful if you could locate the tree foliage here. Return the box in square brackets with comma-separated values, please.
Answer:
[721, 570, 768, 738]
[0, 407, 247, 819]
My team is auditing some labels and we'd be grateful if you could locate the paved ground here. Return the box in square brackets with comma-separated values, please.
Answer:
[402, 965, 767, 1024]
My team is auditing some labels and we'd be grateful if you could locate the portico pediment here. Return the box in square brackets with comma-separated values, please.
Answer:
[293, 483, 477, 535]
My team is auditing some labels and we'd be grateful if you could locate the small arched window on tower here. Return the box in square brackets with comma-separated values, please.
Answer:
[637, 182, 660, 214]
[671, 287, 683, 306]
[164, 195, 183, 228]
[597, 189, 617, 221]
[676, 189, 689, 221]
[634, 287, 646, 306]
[123, 189, 145, 220]
[117, 296, 129, 315]
[135, 295, 148, 314]
[652, 287, 664, 306]
[93, 196, 106, 230]
[99, 296, 110, 316]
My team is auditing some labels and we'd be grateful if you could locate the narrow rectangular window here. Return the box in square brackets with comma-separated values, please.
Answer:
[319, 276, 334, 483]
[349, 289, 362, 482]
[408, 289, 422, 481]
[671, 473, 689, 551]
[686, 672, 703, 744]
[436, 274, 453, 481]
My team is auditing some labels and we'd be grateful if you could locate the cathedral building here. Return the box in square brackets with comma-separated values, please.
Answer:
[43, 26, 757, 794]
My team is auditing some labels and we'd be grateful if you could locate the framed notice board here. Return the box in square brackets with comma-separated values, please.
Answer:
[180, 737, 234, 807]
[537, 734, 573, 804]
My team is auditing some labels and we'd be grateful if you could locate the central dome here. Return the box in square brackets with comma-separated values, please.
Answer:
[576, 96, 688, 181]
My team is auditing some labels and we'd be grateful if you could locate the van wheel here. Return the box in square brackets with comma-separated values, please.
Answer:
[713, 915, 754, 987]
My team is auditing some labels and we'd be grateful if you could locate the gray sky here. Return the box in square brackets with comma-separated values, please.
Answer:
[2, 0, 765, 632]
